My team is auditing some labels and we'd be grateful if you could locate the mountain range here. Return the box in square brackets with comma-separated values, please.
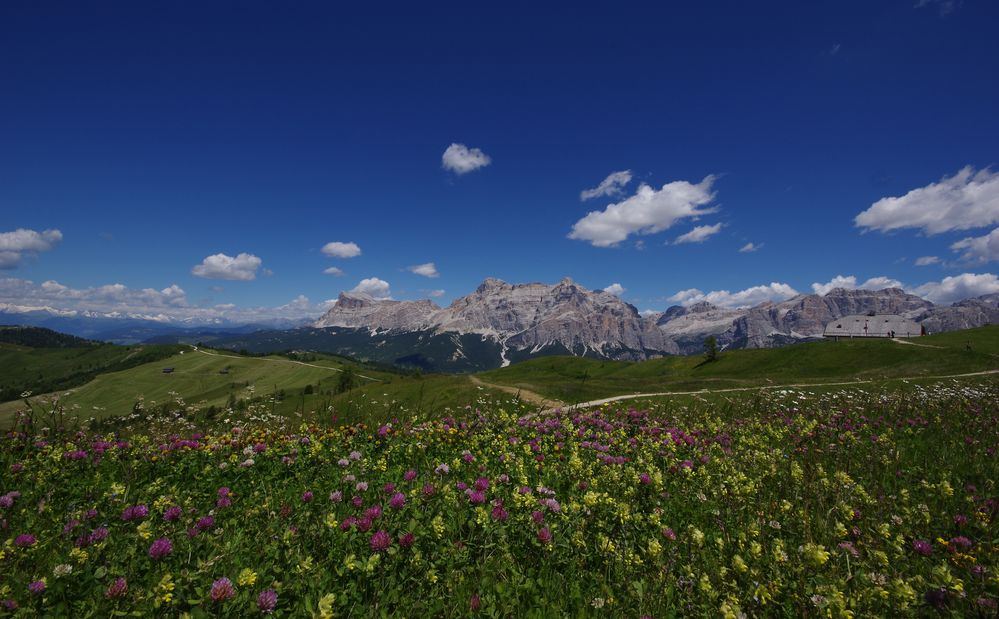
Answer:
[5, 278, 997, 371]
[302, 277, 999, 369]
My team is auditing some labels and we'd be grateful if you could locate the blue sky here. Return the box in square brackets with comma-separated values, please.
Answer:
[2, 0, 999, 322]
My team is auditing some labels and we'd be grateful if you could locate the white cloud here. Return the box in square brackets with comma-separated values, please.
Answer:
[323, 266, 345, 276]
[916, 0, 962, 16]
[639, 309, 659, 317]
[603, 283, 625, 296]
[191, 253, 262, 281]
[427, 289, 445, 298]
[580, 171, 633, 201]
[739, 242, 762, 253]
[912, 272, 999, 304]
[854, 166, 999, 235]
[950, 227, 999, 264]
[407, 262, 439, 278]
[915, 255, 940, 266]
[350, 277, 392, 299]
[668, 282, 799, 309]
[321, 241, 361, 258]
[278, 294, 311, 311]
[441, 143, 491, 175]
[673, 223, 723, 245]
[0, 228, 63, 269]
[811, 274, 904, 296]
[0, 277, 330, 324]
[568, 175, 719, 247]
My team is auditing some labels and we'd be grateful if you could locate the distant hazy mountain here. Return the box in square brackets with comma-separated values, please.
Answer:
[0, 303, 308, 344]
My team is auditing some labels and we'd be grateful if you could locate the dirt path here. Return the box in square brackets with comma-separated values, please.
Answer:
[890, 338, 944, 349]
[190, 346, 382, 382]
[538, 368, 999, 415]
[469, 376, 565, 408]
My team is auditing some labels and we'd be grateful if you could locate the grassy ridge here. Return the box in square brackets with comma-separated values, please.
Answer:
[0, 347, 510, 427]
[479, 326, 999, 403]
[0, 348, 370, 420]
[0, 342, 183, 404]
[4, 326, 997, 426]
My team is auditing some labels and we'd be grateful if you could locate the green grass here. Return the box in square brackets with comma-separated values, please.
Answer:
[479, 326, 999, 403]
[5, 326, 998, 427]
[326, 374, 511, 425]
[0, 347, 396, 422]
[0, 342, 183, 403]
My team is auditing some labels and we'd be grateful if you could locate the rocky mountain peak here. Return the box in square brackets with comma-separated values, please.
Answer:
[686, 301, 719, 313]
[335, 291, 375, 309]
[475, 277, 508, 294]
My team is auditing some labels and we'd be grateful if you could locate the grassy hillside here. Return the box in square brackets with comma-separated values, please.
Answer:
[0, 325, 93, 348]
[0, 345, 513, 428]
[479, 326, 999, 403]
[0, 340, 183, 403]
[0, 348, 387, 420]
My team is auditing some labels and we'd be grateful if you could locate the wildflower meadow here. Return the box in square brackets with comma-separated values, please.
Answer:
[1, 380, 997, 616]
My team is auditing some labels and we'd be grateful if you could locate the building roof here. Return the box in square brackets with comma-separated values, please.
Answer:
[823, 314, 921, 338]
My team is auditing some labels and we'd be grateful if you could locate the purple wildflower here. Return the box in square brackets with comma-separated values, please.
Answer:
[257, 589, 278, 614]
[912, 539, 933, 557]
[14, 534, 36, 548]
[468, 490, 486, 505]
[422, 483, 435, 497]
[105, 577, 128, 599]
[403, 469, 418, 482]
[90, 526, 109, 543]
[302, 491, 314, 503]
[474, 477, 490, 492]
[148, 537, 173, 560]
[364, 505, 383, 520]
[531, 510, 545, 525]
[121, 505, 149, 521]
[28, 580, 46, 595]
[662, 527, 677, 540]
[216, 496, 232, 509]
[399, 532, 415, 548]
[329, 491, 343, 503]
[210, 577, 236, 603]
[537, 527, 552, 545]
[389, 492, 406, 510]
[491, 505, 509, 522]
[950, 536, 972, 550]
[217, 487, 231, 497]
[470, 594, 481, 612]
[639, 473, 652, 485]
[196, 516, 215, 531]
[434, 463, 450, 475]
[370, 529, 392, 552]
[163, 506, 183, 522]
[355, 481, 368, 492]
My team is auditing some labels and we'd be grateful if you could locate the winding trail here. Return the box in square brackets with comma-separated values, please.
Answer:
[190, 346, 382, 382]
[537, 368, 999, 415]
[469, 376, 564, 408]
[890, 338, 944, 349]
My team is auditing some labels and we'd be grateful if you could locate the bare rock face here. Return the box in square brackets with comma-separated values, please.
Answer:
[315, 278, 673, 360]
[314, 279, 994, 363]
[915, 294, 999, 334]
[314, 292, 441, 331]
